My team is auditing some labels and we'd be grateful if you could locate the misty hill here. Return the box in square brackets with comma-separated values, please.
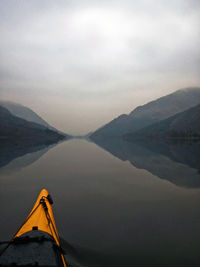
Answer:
[90, 87, 200, 139]
[92, 138, 200, 188]
[125, 103, 200, 140]
[0, 100, 68, 136]
[0, 105, 66, 145]
[0, 100, 51, 127]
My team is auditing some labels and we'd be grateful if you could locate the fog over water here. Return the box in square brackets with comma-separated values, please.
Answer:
[0, 0, 200, 134]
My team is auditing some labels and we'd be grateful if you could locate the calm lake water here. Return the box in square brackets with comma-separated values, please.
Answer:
[0, 138, 200, 267]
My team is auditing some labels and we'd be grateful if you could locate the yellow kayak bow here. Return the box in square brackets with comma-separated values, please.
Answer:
[0, 189, 67, 267]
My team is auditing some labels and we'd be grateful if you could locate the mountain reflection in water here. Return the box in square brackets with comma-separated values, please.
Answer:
[1, 138, 200, 188]
[0, 140, 57, 174]
[91, 138, 200, 188]
[1, 139, 200, 267]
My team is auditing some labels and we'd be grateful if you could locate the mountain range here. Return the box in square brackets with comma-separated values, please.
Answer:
[125, 103, 200, 140]
[0, 100, 67, 135]
[0, 101, 51, 127]
[1, 87, 200, 142]
[0, 105, 68, 146]
[90, 87, 200, 139]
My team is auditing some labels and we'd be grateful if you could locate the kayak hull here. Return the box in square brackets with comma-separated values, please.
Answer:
[0, 189, 67, 267]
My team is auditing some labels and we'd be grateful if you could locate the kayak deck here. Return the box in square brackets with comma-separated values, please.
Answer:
[0, 189, 67, 267]
[0, 231, 64, 266]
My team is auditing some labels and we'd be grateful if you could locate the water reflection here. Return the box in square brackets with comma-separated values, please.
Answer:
[1, 139, 200, 266]
[0, 141, 59, 174]
[91, 138, 200, 188]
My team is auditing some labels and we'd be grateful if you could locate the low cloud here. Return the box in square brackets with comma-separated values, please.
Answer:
[0, 0, 200, 134]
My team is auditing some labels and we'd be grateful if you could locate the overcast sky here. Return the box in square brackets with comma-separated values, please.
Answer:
[0, 0, 199, 134]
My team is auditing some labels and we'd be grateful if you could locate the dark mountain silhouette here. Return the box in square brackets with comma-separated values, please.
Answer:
[0, 105, 67, 146]
[90, 87, 200, 139]
[0, 100, 68, 135]
[91, 137, 200, 188]
[0, 101, 51, 127]
[125, 103, 200, 140]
